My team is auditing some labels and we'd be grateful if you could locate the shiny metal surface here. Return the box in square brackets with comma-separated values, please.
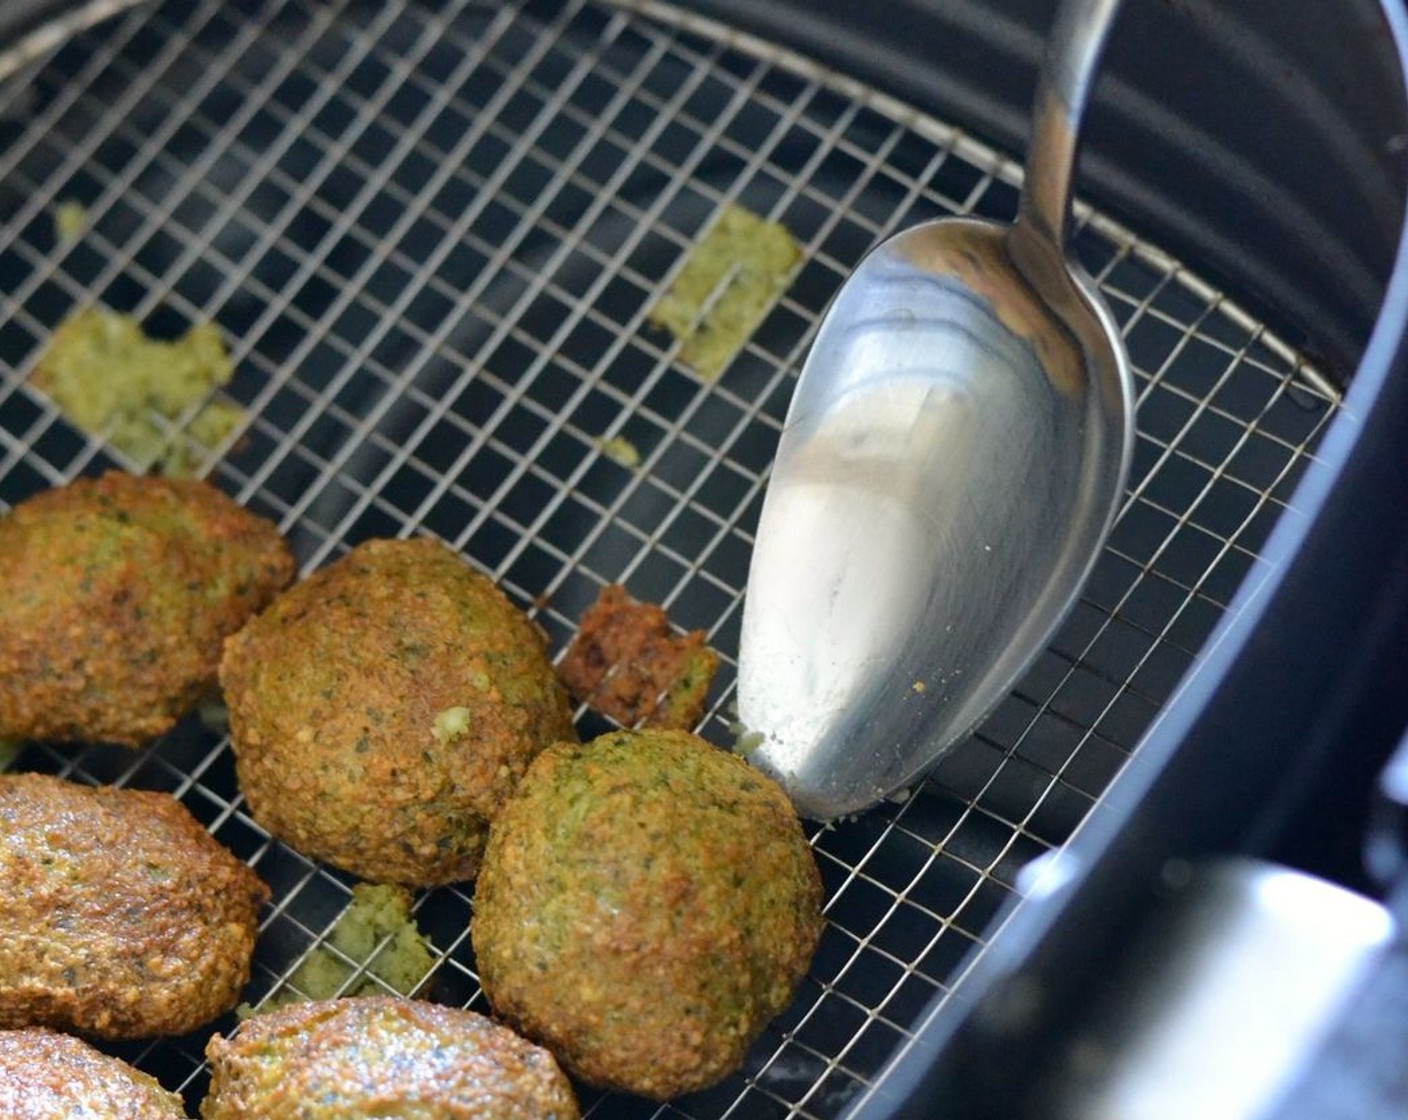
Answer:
[1044, 860, 1393, 1120]
[738, 0, 1133, 819]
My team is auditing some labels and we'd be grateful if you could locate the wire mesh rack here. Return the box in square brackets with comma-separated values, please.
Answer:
[0, 0, 1342, 1116]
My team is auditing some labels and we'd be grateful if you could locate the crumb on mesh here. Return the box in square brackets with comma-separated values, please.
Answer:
[247, 882, 435, 1017]
[558, 584, 720, 731]
[54, 199, 87, 241]
[31, 306, 246, 476]
[647, 204, 801, 381]
[595, 435, 641, 468]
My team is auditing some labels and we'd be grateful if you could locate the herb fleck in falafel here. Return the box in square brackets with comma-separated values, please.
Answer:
[473, 729, 823, 1100]
[0, 1027, 189, 1118]
[220, 537, 577, 887]
[0, 471, 295, 746]
[203, 996, 579, 1120]
[0, 773, 268, 1040]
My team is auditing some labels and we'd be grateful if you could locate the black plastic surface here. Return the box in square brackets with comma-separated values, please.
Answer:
[1368, 729, 1408, 885]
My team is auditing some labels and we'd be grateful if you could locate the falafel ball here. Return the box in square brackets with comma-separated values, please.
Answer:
[220, 537, 577, 887]
[202, 996, 579, 1119]
[473, 729, 823, 1100]
[0, 773, 269, 1040]
[0, 1027, 189, 1118]
[0, 471, 295, 746]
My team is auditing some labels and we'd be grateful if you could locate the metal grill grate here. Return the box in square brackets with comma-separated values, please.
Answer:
[0, 0, 1341, 1116]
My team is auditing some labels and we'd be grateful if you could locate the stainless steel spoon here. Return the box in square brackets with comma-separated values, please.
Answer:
[736, 0, 1133, 820]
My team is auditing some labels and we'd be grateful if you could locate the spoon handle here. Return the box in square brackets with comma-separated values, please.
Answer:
[1017, 0, 1123, 251]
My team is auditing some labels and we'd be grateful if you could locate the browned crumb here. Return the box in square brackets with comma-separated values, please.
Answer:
[558, 584, 720, 731]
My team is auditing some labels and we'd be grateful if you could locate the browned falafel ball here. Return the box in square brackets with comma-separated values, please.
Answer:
[473, 729, 824, 1100]
[202, 996, 579, 1120]
[0, 1027, 190, 1118]
[0, 471, 295, 746]
[220, 537, 577, 887]
[0, 773, 269, 1040]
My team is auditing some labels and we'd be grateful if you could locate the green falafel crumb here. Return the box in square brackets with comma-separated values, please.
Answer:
[0, 738, 18, 772]
[595, 435, 641, 469]
[54, 199, 87, 242]
[648, 204, 801, 380]
[432, 705, 473, 745]
[252, 883, 435, 1016]
[156, 398, 250, 478]
[32, 306, 243, 475]
[189, 397, 248, 449]
[197, 700, 230, 733]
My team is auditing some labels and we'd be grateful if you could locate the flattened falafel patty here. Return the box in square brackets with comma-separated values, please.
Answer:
[202, 996, 578, 1119]
[220, 537, 577, 887]
[0, 773, 269, 1039]
[473, 729, 823, 1100]
[0, 471, 294, 746]
[0, 1028, 189, 1118]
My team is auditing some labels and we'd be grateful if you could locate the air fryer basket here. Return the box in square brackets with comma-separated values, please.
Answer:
[2, 1, 1406, 1117]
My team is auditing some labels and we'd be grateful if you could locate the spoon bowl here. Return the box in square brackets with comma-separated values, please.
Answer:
[736, 0, 1134, 820]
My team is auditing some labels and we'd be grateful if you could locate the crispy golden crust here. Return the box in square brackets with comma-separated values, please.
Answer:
[220, 537, 577, 887]
[202, 997, 578, 1120]
[0, 471, 295, 746]
[0, 774, 269, 1040]
[558, 584, 719, 731]
[474, 730, 823, 1100]
[0, 1028, 189, 1118]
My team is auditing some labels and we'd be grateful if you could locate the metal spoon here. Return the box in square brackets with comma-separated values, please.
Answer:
[736, 0, 1133, 820]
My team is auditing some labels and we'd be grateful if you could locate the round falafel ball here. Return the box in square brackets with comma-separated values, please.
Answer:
[202, 996, 579, 1120]
[220, 537, 577, 887]
[0, 471, 295, 746]
[0, 1027, 189, 1118]
[473, 729, 824, 1100]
